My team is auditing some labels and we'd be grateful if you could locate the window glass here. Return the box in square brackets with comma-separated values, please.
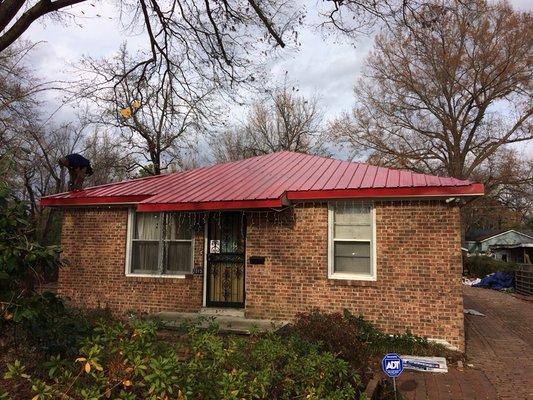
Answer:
[135, 213, 160, 240]
[334, 205, 371, 225]
[164, 242, 193, 274]
[334, 225, 372, 240]
[334, 242, 371, 274]
[130, 212, 193, 276]
[165, 214, 194, 240]
[330, 203, 375, 279]
[131, 242, 159, 273]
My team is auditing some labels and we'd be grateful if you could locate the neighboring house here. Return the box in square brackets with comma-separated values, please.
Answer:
[41, 151, 484, 351]
[489, 243, 533, 264]
[465, 230, 533, 263]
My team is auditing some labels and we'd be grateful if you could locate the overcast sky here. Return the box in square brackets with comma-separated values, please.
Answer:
[20, 0, 533, 157]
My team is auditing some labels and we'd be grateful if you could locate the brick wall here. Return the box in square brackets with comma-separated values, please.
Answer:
[58, 201, 464, 350]
[245, 202, 464, 351]
[58, 208, 204, 314]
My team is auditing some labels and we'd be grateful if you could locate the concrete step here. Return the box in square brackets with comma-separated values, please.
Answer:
[155, 311, 288, 334]
[199, 307, 245, 318]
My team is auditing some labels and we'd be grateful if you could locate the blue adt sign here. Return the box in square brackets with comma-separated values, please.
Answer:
[382, 353, 403, 378]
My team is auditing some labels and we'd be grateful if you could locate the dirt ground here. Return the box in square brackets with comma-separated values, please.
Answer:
[395, 286, 533, 400]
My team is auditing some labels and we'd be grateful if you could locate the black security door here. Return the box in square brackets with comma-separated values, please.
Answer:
[206, 212, 245, 308]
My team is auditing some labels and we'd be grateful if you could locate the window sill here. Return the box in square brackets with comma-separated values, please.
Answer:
[328, 273, 377, 282]
[125, 273, 189, 279]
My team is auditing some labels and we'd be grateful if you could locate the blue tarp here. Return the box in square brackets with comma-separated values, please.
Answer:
[473, 271, 514, 290]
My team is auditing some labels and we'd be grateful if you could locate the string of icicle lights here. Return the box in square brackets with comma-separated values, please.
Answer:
[81, 198, 456, 238]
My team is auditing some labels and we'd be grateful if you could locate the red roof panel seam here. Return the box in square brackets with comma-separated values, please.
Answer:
[149, 152, 275, 202]
[335, 162, 359, 189]
[322, 160, 351, 190]
[193, 152, 290, 202]
[233, 152, 302, 200]
[142, 158, 245, 203]
[287, 156, 331, 191]
[202, 152, 290, 201]
[313, 160, 345, 190]
[147, 153, 265, 203]
[253, 152, 312, 199]
[272, 154, 325, 196]
[297, 158, 335, 191]
[348, 163, 367, 188]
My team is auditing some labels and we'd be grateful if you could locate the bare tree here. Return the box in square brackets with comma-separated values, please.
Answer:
[333, 0, 532, 182]
[0, 41, 137, 242]
[0, 0, 406, 100]
[0, 1, 398, 53]
[463, 149, 532, 230]
[330, 0, 532, 232]
[0, 42, 51, 157]
[83, 129, 134, 185]
[6, 119, 136, 242]
[77, 46, 210, 175]
[211, 129, 257, 163]
[212, 86, 328, 162]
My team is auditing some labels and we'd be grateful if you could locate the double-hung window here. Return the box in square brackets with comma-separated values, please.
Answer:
[328, 203, 376, 280]
[127, 211, 194, 276]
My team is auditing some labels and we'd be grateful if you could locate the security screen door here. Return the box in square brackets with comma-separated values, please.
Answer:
[206, 212, 245, 308]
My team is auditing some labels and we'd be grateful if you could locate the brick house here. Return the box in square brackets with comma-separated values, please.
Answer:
[41, 151, 484, 351]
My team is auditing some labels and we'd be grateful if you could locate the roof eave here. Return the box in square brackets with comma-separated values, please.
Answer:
[480, 229, 533, 243]
[40, 195, 152, 207]
[285, 183, 484, 201]
[40, 183, 484, 209]
[136, 198, 283, 212]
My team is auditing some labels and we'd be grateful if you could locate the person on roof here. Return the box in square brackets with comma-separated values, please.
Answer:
[58, 154, 94, 191]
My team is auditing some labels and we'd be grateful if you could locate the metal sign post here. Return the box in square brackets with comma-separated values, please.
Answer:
[382, 353, 404, 400]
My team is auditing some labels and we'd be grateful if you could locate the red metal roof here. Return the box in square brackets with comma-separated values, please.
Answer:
[41, 151, 484, 211]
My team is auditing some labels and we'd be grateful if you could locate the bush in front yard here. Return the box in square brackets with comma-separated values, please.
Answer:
[283, 310, 451, 372]
[2, 319, 365, 400]
[279, 310, 371, 380]
[463, 255, 519, 278]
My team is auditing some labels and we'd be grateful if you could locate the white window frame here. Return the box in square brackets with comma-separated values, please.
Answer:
[327, 203, 377, 281]
[125, 209, 194, 279]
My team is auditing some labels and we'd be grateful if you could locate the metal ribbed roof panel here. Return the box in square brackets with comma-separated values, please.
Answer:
[41, 151, 484, 210]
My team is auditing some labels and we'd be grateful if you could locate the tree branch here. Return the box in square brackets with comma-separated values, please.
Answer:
[247, 0, 285, 48]
[0, 0, 87, 52]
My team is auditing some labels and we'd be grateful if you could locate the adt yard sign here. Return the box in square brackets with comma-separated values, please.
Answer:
[382, 353, 404, 378]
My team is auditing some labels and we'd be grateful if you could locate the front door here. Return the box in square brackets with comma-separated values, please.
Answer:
[206, 212, 245, 308]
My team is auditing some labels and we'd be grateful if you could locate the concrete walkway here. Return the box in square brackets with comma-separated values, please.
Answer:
[397, 287, 532, 400]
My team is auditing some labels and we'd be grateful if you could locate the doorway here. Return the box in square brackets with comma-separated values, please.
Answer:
[206, 212, 245, 308]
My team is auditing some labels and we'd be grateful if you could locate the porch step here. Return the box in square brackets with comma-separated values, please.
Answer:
[155, 311, 288, 334]
[199, 307, 245, 318]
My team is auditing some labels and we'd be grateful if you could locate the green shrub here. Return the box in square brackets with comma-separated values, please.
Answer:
[20, 298, 95, 357]
[343, 312, 449, 357]
[3, 319, 365, 400]
[284, 310, 450, 367]
[463, 255, 519, 278]
[0, 184, 64, 337]
[279, 310, 371, 380]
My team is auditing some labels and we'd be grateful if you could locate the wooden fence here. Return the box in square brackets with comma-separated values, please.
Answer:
[515, 264, 533, 296]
